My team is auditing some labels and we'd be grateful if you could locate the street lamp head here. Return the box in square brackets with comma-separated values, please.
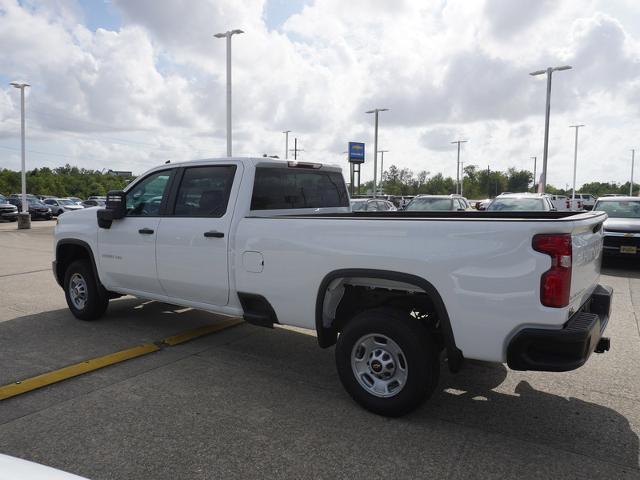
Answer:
[231, 29, 244, 35]
[554, 65, 572, 71]
[569, 124, 585, 128]
[10, 82, 30, 88]
[366, 108, 389, 114]
[213, 32, 227, 38]
[529, 70, 546, 76]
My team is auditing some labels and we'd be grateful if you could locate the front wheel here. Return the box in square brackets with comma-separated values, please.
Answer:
[63, 259, 109, 320]
[335, 307, 440, 417]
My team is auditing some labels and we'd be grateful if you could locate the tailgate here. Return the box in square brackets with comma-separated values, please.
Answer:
[569, 213, 606, 311]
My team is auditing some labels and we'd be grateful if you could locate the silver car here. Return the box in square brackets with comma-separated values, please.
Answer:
[594, 196, 640, 256]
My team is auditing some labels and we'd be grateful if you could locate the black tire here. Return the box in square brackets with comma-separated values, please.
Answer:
[63, 259, 109, 320]
[335, 307, 440, 417]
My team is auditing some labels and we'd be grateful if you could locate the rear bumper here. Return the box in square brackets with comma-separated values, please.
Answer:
[507, 284, 612, 372]
[602, 233, 640, 256]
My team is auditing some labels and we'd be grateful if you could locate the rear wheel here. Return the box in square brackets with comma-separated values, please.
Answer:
[335, 307, 440, 417]
[63, 259, 109, 320]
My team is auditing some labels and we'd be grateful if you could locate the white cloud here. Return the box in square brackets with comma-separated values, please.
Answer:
[0, 0, 638, 190]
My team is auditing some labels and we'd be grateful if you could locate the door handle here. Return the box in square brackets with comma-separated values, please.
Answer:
[138, 228, 155, 235]
[204, 230, 224, 238]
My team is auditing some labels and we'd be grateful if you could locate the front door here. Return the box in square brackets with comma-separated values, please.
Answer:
[98, 169, 174, 296]
[155, 164, 240, 306]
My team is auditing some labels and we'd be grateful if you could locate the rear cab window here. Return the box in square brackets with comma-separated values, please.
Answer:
[250, 166, 349, 212]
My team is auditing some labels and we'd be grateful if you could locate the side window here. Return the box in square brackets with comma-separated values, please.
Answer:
[173, 166, 236, 217]
[251, 167, 349, 210]
[368, 201, 379, 211]
[126, 170, 172, 217]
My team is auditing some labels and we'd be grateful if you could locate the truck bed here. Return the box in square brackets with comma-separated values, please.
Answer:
[256, 210, 600, 221]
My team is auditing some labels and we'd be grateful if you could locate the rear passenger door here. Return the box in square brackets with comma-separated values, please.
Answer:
[155, 163, 242, 306]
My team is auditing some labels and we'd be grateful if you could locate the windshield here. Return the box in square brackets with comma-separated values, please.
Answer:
[59, 199, 75, 205]
[487, 198, 546, 211]
[595, 200, 640, 218]
[350, 201, 368, 211]
[405, 198, 453, 211]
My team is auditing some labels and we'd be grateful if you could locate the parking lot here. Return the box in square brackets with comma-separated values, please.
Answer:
[0, 221, 638, 479]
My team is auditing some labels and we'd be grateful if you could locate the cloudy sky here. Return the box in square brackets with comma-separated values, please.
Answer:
[0, 0, 639, 188]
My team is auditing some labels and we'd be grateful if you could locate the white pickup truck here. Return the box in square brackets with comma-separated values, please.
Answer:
[53, 157, 612, 416]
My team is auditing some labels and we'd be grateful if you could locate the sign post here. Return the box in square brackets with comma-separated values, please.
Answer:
[348, 142, 365, 196]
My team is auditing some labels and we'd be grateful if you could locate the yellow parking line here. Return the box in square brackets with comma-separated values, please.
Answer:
[161, 318, 243, 346]
[0, 318, 244, 401]
[0, 343, 159, 401]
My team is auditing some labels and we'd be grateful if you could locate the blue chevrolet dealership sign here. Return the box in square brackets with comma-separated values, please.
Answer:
[348, 142, 365, 163]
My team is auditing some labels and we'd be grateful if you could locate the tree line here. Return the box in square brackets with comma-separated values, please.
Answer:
[0, 163, 635, 200]
[359, 164, 637, 199]
[0, 165, 133, 199]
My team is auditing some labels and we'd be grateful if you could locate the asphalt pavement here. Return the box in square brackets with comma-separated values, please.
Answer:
[0, 220, 639, 479]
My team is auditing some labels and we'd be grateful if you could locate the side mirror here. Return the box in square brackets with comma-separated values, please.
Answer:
[97, 190, 126, 229]
[97, 208, 114, 229]
[106, 190, 127, 219]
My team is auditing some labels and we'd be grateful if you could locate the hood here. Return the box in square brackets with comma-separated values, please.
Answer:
[64, 205, 84, 210]
[603, 217, 640, 232]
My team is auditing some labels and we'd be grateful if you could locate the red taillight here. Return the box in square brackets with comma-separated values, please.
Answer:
[532, 234, 572, 308]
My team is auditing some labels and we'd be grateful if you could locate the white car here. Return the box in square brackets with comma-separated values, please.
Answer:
[575, 193, 596, 210]
[53, 157, 611, 416]
[0, 454, 88, 480]
[404, 195, 469, 211]
[487, 193, 555, 211]
[43, 198, 84, 216]
[350, 198, 397, 212]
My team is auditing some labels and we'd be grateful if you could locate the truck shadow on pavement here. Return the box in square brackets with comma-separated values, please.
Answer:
[429, 360, 639, 470]
[1, 299, 638, 473]
[602, 256, 640, 278]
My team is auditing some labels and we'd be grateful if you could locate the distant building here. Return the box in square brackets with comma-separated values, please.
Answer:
[107, 170, 133, 177]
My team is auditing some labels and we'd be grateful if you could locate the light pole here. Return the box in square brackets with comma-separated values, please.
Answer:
[460, 162, 465, 197]
[529, 65, 572, 193]
[366, 108, 388, 197]
[569, 124, 584, 203]
[531, 156, 537, 192]
[283, 130, 291, 159]
[214, 29, 244, 157]
[451, 140, 467, 194]
[10, 82, 30, 229]
[631, 149, 636, 196]
[378, 150, 389, 185]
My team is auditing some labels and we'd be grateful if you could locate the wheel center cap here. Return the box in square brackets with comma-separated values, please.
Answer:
[371, 360, 382, 373]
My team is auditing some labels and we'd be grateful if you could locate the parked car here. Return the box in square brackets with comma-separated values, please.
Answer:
[43, 198, 84, 216]
[472, 198, 492, 210]
[593, 196, 640, 256]
[350, 198, 397, 212]
[68, 196, 83, 205]
[7, 198, 53, 219]
[53, 157, 610, 417]
[0, 453, 89, 480]
[0, 197, 18, 221]
[486, 193, 555, 211]
[87, 195, 107, 201]
[404, 195, 468, 211]
[81, 199, 106, 208]
[545, 194, 571, 211]
[575, 193, 596, 210]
